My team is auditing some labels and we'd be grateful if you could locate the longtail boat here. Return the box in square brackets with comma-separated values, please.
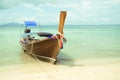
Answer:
[20, 11, 67, 64]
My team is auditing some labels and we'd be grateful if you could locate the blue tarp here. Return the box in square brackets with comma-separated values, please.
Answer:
[24, 21, 37, 26]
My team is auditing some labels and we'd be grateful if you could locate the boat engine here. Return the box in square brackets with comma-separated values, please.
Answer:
[24, 29, 31, 33]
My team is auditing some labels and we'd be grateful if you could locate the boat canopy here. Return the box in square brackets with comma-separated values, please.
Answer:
[24, 21, 37, 26]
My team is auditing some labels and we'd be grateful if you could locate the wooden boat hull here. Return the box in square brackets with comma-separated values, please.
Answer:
[20, 38, 60, 62]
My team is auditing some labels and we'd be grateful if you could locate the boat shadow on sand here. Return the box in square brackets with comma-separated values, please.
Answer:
[20, 51, 83, 66]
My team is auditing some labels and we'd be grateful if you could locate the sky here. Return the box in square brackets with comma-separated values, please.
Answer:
[0, 0, 120, 25]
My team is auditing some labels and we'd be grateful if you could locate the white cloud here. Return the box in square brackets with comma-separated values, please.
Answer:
[0, 0, 79, 9]
[104, 0, 120, 4]
[0, 0, 19, 9]
[21, 3, 44, 14]
[0, 0, 120, 25]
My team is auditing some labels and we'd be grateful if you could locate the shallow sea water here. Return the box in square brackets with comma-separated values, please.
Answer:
[0, 25, 120, 66]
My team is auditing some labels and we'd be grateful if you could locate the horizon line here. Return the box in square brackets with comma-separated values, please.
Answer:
[0, 22, 120, 26]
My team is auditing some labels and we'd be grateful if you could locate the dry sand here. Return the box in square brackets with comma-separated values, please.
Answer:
[0, 59, 120, 80]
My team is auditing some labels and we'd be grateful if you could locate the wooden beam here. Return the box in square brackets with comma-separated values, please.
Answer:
[58, 11, 67, 34]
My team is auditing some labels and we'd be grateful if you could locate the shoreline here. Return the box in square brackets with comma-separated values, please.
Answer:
[0, 58, 120, 80]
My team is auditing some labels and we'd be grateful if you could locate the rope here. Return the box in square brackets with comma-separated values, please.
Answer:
[30, 53, 55, 80]
[31, 40, 34, 52]
[28, 40, 55, 80]
[26, 37, 67, 80]
[33, 54, 56, 62]
[30, 40, 56, 63]
[29, 53, 55, 80]
[57, 32, 64, 49]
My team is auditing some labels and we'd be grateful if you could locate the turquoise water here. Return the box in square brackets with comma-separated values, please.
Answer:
[0, 25, 120, 66]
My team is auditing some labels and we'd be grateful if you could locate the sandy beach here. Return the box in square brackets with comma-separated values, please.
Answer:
[0, 58, 120, 80]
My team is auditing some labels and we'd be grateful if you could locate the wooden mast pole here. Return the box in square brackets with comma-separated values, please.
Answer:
[58, 11, 67, 35]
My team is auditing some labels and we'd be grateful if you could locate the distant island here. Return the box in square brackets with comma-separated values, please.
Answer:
[0, 22, 22, 26]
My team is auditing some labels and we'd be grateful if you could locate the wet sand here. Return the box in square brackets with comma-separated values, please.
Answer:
[0, 58, 120, 80]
